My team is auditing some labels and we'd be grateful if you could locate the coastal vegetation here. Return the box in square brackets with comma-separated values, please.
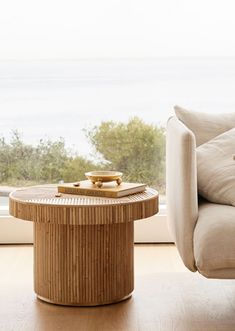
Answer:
[0, 118, 165, 192]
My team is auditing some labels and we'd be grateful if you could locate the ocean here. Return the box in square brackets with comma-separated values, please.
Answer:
[0, 58, 235, 158]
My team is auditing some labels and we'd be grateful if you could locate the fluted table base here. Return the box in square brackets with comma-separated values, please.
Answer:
[34, 222, 134, 306]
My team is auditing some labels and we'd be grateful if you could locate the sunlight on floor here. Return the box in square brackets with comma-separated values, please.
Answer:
[134, 244, 188, 275]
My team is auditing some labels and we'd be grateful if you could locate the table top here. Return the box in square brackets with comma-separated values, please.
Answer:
[9, 186, 159, 225]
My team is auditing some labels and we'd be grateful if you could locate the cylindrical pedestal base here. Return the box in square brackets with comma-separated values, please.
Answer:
[34, 222, 134, 306]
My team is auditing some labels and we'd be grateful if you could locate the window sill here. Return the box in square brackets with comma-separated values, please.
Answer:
[0, 212, 172, 244]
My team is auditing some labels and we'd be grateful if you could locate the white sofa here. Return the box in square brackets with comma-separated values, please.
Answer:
[167, 115, 235, 278]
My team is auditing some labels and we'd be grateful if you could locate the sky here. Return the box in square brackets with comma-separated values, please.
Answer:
[0, 0, 235, 60]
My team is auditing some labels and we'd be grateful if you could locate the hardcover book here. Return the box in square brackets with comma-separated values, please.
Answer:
[58, 181, 146, 198]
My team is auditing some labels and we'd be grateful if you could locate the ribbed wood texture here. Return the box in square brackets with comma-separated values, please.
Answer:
[9, 186, 158, 306]
[34, 222, 134, 306]
[9, 187, 158, 225]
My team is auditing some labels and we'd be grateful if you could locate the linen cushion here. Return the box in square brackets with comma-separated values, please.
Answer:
[174, 105, 235, 146]
[194, 201, 235, 278]
[197, 128, 235, 206]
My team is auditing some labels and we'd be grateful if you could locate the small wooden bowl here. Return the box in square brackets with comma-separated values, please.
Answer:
[85, 171, 123, 188]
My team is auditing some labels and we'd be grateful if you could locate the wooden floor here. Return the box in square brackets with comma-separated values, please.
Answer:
[1, 244, 235, 331]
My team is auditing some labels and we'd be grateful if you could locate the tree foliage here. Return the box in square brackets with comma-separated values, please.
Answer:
[0, 131, 99, 186]
[86, 117, 165, 190]
[61, 156, 102, 183]
[0, 118, 166, 192]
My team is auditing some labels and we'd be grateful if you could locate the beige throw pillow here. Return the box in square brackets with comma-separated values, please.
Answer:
[197, 128, 235, 206]
[174, 105, 235, 146]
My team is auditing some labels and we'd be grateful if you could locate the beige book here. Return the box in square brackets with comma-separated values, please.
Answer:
[58, 180, 146, 198]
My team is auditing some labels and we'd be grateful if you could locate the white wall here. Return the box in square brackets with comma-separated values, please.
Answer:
[0, 214, 173, 244]
[0, 216, 33, 244]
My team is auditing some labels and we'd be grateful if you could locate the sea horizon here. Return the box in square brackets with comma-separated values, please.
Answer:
[0, 57, 235, 158]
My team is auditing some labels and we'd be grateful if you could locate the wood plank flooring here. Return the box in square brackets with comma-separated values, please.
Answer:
[1, 244, 235, 331]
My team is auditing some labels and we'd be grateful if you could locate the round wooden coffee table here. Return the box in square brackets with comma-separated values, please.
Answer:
[9, 186, 158, 306]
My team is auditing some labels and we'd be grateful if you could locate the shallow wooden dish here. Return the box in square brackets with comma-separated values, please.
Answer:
[85, 171, 123, 187]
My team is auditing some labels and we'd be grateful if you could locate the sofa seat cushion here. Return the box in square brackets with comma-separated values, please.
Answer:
[194, 201, 235, 278]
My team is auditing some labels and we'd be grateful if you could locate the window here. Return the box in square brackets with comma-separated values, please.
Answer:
[0, 60, 167, 209]
[1, 1, 235, 242]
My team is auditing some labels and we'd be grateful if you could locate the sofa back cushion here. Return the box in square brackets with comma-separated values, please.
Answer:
[174, 105, 235, 146]
[197, 127, 235, 206]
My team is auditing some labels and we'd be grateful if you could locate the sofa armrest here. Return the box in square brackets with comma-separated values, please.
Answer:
[166, 116, 198, 271]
